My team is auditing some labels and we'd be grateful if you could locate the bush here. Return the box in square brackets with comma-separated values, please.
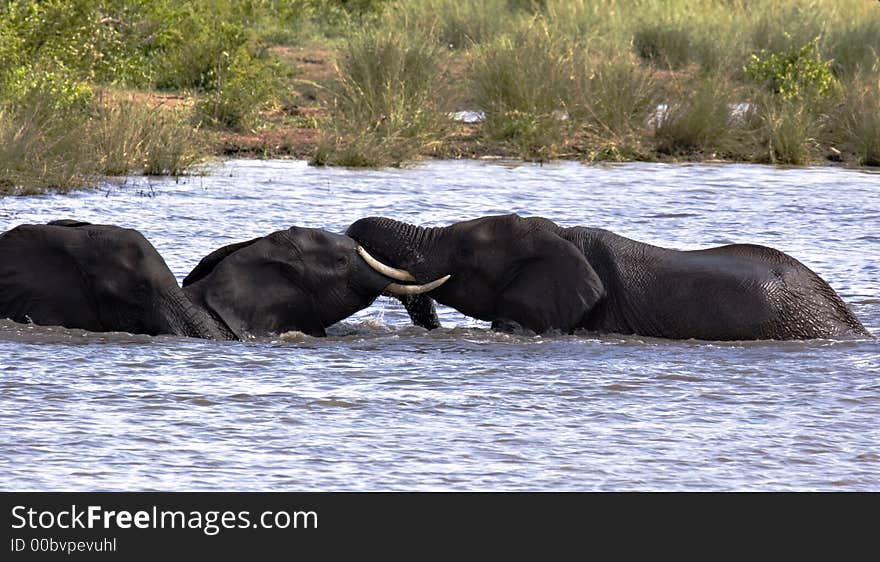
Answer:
[745, 37, 838, 102]
[193, 46, 283, 131]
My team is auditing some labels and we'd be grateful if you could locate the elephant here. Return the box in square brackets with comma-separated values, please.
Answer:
[0, 220, 222, 338]
[346, 214, 871, 341]
[0, 220, 446, 339]
[180, 225, 447, 338]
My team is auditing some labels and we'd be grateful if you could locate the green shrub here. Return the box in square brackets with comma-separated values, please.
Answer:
[193, 46, 283, 131]
[1, 0, 159, 87]
[745, 37, 838, 102]
[151, 8, 252, 91]
[0, 19, 24, 97]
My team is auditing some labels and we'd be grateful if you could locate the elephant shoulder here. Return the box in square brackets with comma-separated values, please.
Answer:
[4, 222, 156, 259]
[183, 237, 263, 287]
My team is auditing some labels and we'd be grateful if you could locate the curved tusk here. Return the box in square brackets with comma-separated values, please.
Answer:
[384, 275, 451, 296]
[357, 246, 416, 282]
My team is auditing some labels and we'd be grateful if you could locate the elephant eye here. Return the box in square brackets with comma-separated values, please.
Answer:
[337, 255, 349, 267]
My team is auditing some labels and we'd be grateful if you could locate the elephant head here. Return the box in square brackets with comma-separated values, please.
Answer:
[182, 226, 448, 338]
[346, 214, 605, 334]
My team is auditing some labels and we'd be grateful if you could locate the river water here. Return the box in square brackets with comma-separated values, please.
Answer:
[0, 160, 877, 491]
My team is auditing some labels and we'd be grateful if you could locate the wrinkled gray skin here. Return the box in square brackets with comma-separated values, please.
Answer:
[347, 214, 871, 341]
[0, 221, 394, 339]
[0, 220, 222, 338]
[181, 226, 394, 338]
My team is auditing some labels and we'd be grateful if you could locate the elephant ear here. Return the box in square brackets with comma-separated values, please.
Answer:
[182, 237, 262, 287]
[195, 239, 328, 338]
[495, 229, 605, 333]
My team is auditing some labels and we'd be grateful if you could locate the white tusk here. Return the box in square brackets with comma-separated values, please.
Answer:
[384, 275, 451, 296]
[357, 246, 416, 282]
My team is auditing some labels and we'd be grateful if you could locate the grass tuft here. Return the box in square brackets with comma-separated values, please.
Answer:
[470, 21, 580, 159]
[837, 77, 880, 166]
[633, 24, 693, 70]
[313, 29, 445, 167]
[754, 97, 822, 166]
[654, 78, 737, 156]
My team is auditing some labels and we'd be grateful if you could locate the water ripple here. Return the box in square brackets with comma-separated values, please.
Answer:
[1, 160, 878, 491]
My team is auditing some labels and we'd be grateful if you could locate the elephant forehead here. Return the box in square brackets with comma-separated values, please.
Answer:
[281, 227, 355, 252]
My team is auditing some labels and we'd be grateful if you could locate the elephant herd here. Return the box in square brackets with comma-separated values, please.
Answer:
[0, 214, 871, 342]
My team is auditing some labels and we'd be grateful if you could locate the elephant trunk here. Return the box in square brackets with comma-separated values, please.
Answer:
[346, 217, 446, 330]
[161, 288, 233, 340]
[346, 217, 443, 278]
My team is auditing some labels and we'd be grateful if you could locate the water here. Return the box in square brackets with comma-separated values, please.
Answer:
[1, 160, 877, 491]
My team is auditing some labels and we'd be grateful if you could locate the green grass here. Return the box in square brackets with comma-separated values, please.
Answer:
[311, 29, 446, 167]
[574, 53, 658, 148]
[469, 21, 581, 159]
[837, 76, 880, 166]
[0, 92, 204, 194]
[0, 94, 92, 194]
[90, 94, 204, 177]
[753, 97, 823, 166]
[654, 78, 738, 157]
[633, 24, 693, 70]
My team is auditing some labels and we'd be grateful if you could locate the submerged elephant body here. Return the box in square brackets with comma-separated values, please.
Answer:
[558, 226, 867, 340]
[0, 221, 443, 339]
[1, 216, 867, 342]
[0, 220, 222, 338]
[347, 214, 870, 341]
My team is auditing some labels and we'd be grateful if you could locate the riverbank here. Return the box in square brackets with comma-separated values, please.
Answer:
[208, 46, 868, 167]
[2, 0, 879, 194]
